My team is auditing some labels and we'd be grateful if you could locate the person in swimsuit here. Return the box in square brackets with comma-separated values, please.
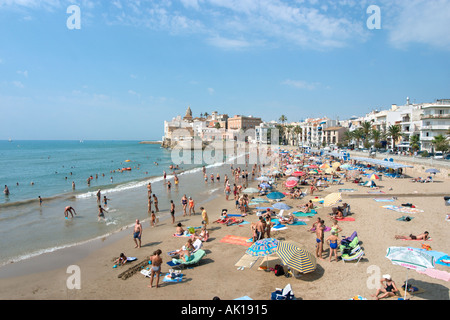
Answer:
[150, 211, 157, 227]
[64, 206, 77, 218]
[326, 230, 339, 262]
[114, 253, 128, 267]
[98, 205, 107, 221]
[170, 200, 175, 224]
[167, 180, 171, 191]
[371, 275, 398, 300]
[188, 197, 195, 216]
[181, 195, 188, 217]
[133, 219, 142, 248]
[103, 196, 110, 208]
[180, 239, 195, 262]
[175, 223, 184, 236]
[147, 183, 152, 198]
[152, 194, 159, 212]
[315, 219, 325, 260]
[148, 249, 162, 288]
[200, 207, 209, 226]
[395, 231, 429, 240]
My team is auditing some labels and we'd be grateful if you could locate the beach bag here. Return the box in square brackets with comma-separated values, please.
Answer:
[274, 264, 285, 277]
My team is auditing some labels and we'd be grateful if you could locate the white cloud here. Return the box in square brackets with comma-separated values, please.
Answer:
[12, 81, 24, 88]
[17, 70, 28, 78]
[282, 79, 321, 91]
[207, 87, 214, 95]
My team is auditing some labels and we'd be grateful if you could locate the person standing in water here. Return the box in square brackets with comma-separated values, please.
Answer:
[64, 206, 77, 218]
[153, 194, 159, 212]
[98, 205, 107, 221]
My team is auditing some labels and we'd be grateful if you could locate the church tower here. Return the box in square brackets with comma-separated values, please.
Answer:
[183, 106, 193, 122]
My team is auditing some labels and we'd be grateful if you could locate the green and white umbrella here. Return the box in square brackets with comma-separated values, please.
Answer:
[386, 247, 435, 299]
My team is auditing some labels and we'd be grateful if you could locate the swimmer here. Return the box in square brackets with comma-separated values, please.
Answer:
[98, 205, 107, 221]
[64, 206, 77, 218]
[103, 196, 110, 208]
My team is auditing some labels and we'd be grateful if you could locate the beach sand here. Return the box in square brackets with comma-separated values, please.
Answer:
[0, 160, 449, 301]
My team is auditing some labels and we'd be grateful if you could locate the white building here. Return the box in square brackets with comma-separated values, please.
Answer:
[420, 99, 450, 152]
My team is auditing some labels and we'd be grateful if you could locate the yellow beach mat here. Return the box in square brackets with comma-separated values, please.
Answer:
[235, 254, 260, 269]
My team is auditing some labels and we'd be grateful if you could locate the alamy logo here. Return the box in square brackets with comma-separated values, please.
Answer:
[67, 5, 81, 30]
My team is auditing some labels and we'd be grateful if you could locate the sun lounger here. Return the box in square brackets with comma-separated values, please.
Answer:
[168, 249, 206, 269]
[271, 284, 295, 300]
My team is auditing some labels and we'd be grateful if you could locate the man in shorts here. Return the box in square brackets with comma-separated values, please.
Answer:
[133, 219, 143, 248]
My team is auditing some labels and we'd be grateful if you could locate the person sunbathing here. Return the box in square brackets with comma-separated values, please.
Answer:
[297, 200, 313, 213]
[192, 225, 209, 242]
[279, 213, 295, 225]
[175, 223, 185, 236]
[395, 231, 429, 240]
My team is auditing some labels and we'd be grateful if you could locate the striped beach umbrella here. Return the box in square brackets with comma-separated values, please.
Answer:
[323, 193, 342, 207]
[273, 202, 292, 210]
[320, 163, 330, 169]
[284, 169, 294, 176]
[276, 241, 316, 274]
[246, 238, 279, 257]
[292, 171, 305, 177]
[370, 174, 380, 180]
[286, 176, 299, 181]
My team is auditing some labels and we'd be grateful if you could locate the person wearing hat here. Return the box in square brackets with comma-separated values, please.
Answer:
[371, 275, 399, 300]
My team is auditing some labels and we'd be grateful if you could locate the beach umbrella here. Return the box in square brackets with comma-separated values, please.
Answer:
[425, 169, 440, 174]
[386, 247, 435, 299]
[340, 164, 351, 170]
[332, 162, 341, 168]
[320, 163, 330, 169]
[325, 168, 334, 174]
[246, 238, 279, 257]
[256, 176, 270, 181]
[309, 170, 318, 174]
[370, 174, 380, 180]
[273, 202, 292, 210]
[285, 180, 298, 188]
[260, 183, 272, 189]
[284, 169, 294, 176]
[309, 165, 319, 169]
[267, 192, 285, 200]
[276, 241, 316, 274]
[242, 187, 259, 194]
[286, 176, 299, 182]
[255, 206, 274, 211]
[323, 193, 342, 207]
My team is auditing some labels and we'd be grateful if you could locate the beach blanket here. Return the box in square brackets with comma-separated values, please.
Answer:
[339, 189, 357, 193]
[220, 235, 252, 247]
[368, 191, 385, 194]
[228, 214, 245, 217]
[238, 220, 250, 226]
[416, 269, 450, 282]
[235, 254, 259, 269]
[271, 225, 288, 231]
[173, 233, 192, 237]
[437, 255, 450, 267]
[382, 205, 424, 214]
[335, 217, 355, 222]
[271, 219, 306, 226]
[373, 198, 395, 202]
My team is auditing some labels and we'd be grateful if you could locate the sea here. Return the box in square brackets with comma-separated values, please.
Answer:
[0, 140, 252, 267]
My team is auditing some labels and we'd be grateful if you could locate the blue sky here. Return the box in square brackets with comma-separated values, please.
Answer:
[0, 0, 449, 140]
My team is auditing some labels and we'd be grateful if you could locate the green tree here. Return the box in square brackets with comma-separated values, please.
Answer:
[409, 134, 421, 152]
[387, 125, 402, 150]
[371, 129, 383, 149]
[353, 128, 364, 149]
[432, 134, 449, 152]
[279, 115, 287, 124]
[361, 121, 372, 146]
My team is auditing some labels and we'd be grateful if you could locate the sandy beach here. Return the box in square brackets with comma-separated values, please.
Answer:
[1, 151, 449, 301]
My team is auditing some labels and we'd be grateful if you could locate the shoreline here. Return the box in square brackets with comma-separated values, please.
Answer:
[1, 153, 449, 300]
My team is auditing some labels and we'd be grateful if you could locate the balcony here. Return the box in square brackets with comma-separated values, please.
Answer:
[421, 114, 450, 120]
[421, 125, 450, 130]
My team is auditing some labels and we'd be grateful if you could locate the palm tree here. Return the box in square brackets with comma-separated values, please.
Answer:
[293, 125, 302, 146]
[371, 129, 382, 149]
[353, 128, 364, 149]
[387, 125, 402, 150]
[279, 115, 287, 124]
[361, 121, 372, 146]
[204, 112, 209, 119]
[432, 134, 449, 152]
[409, 134, 421, 152]
[343, 130, 354, 147]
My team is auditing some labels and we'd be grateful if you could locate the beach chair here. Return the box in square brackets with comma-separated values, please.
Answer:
[340, 236, 364, 264]
[169, 249, 206, 269]
[271, 284, 295, 300]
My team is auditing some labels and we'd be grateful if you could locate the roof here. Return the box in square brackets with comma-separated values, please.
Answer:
[351, 157, 414, 169]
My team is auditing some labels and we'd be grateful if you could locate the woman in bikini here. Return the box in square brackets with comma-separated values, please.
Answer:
[371, 275, 398, 300]
[181, 195, 188, 217]
[148, 249, 162, 288]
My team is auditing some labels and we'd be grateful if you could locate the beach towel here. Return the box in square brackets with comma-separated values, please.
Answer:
[416, 269, 450, 282]
[368, 191, 385, 194]
[335, 217, 355, 222]
[234, 296, 253, 300]
[271, 219, 306, 226]
[235, 254, 259, 269]
[228, 214, 244, 217]
[373, 198, 395, 202]
[382, 205, 424, 214]
[339, 189, 357, 193]
[238, 220, 250, 226]
[396, 216, 414, 222]
[173, 233, 192, 237]
[437, 255, 450, 267]
[271, 225, 288, 231]
[220, 235, 252, 247]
